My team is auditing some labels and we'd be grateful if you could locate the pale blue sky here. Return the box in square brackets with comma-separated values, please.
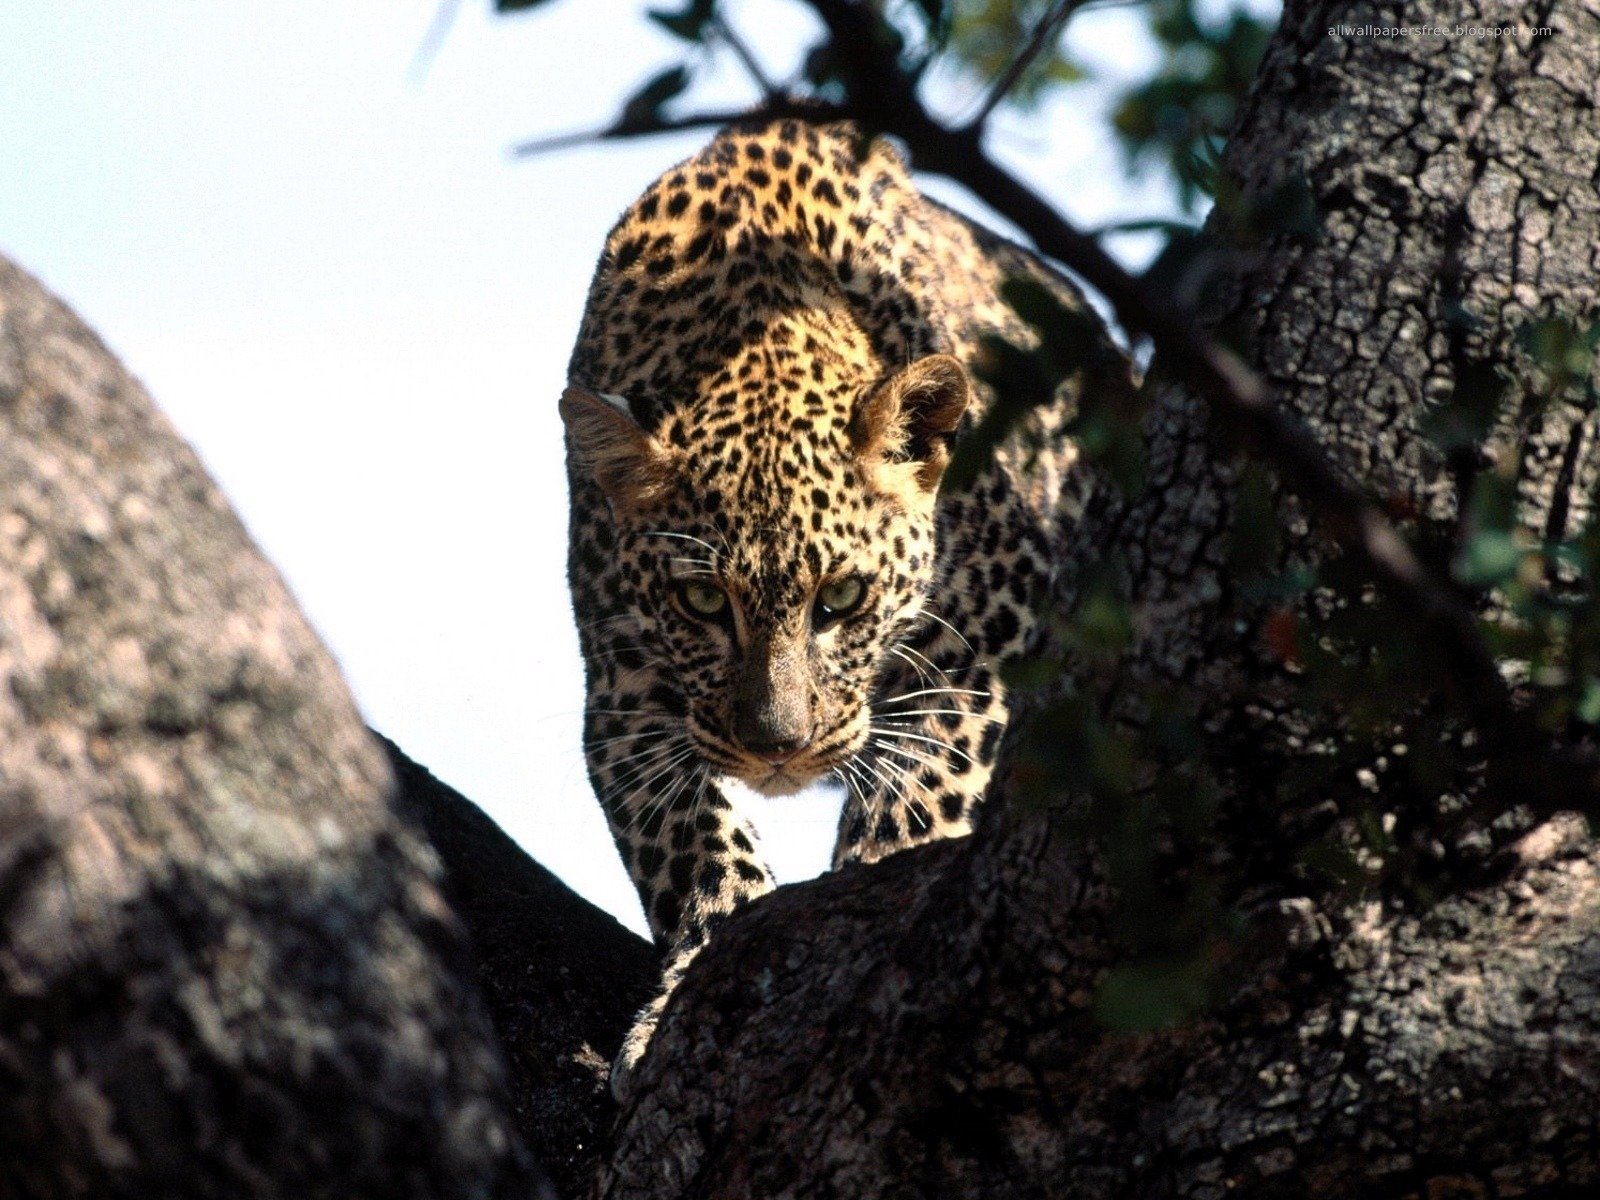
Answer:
[0, 0, 1266, 931]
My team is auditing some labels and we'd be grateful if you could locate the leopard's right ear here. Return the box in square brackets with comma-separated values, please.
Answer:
[560, 386, 678, 515]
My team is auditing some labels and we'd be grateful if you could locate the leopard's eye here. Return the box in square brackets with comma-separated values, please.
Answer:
[678, 581, 728, 617]
[816, 576, 866, 620]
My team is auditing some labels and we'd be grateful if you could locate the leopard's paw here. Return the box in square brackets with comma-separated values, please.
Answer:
[609, 992, 666, 1101]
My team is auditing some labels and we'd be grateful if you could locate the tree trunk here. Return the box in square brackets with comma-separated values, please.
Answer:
[599, 2, 1600, 1196]
[0, 256, 549, 1199]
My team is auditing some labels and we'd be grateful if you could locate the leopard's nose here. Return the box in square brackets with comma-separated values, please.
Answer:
[735, 632, 815, 763]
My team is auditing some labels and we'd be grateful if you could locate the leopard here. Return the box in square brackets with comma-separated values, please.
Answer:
[560, 118, 1133, 1096]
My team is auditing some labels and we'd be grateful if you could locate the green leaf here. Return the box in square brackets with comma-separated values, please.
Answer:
[944, 334, 1053, 492]
[1094, 952, 1213, 1032]
[615, 65, 693, 133]
[1420, 379, 1499, 453]
[988, 275, 1147, 493]
[1250, 174, 1319, 241]
[943, 0, 1089, 111]
[647, 0, 716, 43]
[1455, 530, 1526, 589]
[1578, 678, 1600, 725]
[1106, 0, 1275, 214]
[1520, 316, 1599, 382]
[1064, 575, 1134, 664]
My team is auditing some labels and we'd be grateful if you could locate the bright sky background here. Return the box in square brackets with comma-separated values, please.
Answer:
[0, 0, 1269, 933]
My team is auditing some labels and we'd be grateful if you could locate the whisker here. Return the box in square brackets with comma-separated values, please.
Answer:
[667, 556, 717, 576]
[918, 608, 975, 654]
[879, 686, 991, 705]
[839, 758, 885, 814]
[610, 746, 700, 810]
[894, 641, 974, 681]
[605, 738, 696, 794]
[632, 760, 705, 829]
[889, 644, 936, 690]
[587, 638, 662, 655]
[573, 612, 645, 635]
[871, 726, 975, 766]
[598, 741, 691, 785]
[871, 737, 949, 774]
[876, 709, 1006, 726]
[836, 762, 863, 809]
[640, 530, 722, 559]
[583, 727, 677, 751]
[854, 750, 907, 801]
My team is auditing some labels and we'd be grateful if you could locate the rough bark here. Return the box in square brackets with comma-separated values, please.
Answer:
[599, 1, 1600, 1196]
[0, 257, 547, 1199]
[383, 735, 655, 1196]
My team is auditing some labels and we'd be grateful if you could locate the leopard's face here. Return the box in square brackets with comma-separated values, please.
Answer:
[634, 432, 939, 796]
[563, 322, 968, 797]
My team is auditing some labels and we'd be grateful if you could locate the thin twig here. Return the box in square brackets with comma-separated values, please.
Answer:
[511, 100, 834, 158]
[713, 14, 782, 99]
[964, 0, 1083, 131]
[409, 0, 463, 85]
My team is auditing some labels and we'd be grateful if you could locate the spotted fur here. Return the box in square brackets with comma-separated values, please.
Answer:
[561, 119, 1131, 1091]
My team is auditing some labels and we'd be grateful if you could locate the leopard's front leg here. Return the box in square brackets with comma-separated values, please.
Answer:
[832, 628, 1008, 868]
[582, 682, 774, 1098]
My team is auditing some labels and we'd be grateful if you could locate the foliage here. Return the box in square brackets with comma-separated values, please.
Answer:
[946, 276, 1143, 493]
[498, 0, 1278, 223]
[1111, 0, 1275, 211]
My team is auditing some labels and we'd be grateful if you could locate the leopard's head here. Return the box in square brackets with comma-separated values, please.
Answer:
[563, 318, 969, 796]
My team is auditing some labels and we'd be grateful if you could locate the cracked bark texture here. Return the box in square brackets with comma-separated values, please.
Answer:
[383, 734, 656, 1198]
[600, 2, 1600, 1196]
[0, 256, 549, 1199]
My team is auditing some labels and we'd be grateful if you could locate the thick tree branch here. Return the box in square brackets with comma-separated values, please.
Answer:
[382, 734, 655, 1198]
[0, 256, 549, 1198]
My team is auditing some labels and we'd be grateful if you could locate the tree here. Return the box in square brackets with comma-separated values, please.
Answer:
[4, 0, 1599, 1197]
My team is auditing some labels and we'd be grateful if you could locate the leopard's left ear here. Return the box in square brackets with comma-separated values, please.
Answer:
[560, 385, 678, 516]
[850, 354, 970, 499]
